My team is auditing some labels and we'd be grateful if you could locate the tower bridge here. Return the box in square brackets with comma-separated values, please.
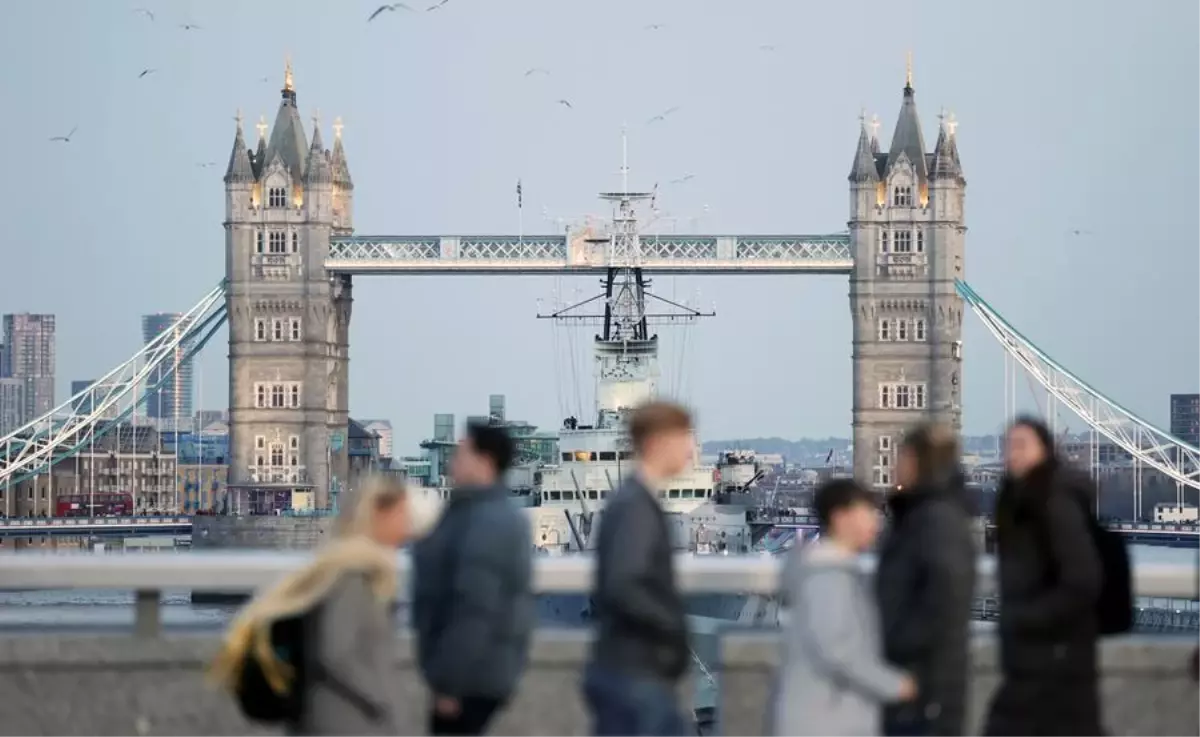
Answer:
[1, 63, 1197, 510]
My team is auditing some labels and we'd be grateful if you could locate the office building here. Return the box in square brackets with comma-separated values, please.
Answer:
[70, 379, 120, 420]
[2, 314, 56, 421]
[1170, 393, 1200, 447]
[362, 419, 394, 458]
[142, 313, 194, 424]
[0, 378, 24, 434]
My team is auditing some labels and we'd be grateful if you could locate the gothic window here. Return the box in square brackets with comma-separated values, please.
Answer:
[893, 186, 913, 207]
[271, 384, 285, 408]
[254, 319, 267, 342]
[894, 230, 913, 253]
[268, 231, 287, 254]
[915, 384, 927, 409]
[290, 454, 299, 467]
[255, 454, 264, 467]
[879, 384, 892, 409]
[915, 319, 927, 341]
[916, 230, 925, 253]
[289, 383, 301, 408]
[255, 436, 265, 450]
[873, 468, 892, 487]
[895, 384, 911, 409]
[289, 317, 302, 341]
[897, 319, 909, 341]
[267, 187, 287, 208]
[270, 443, 284, 467]
[255, 384, 267, 408]
[879, 230, 890, 253]
[879, 453, 891, 468]
[291, 232, 299, 253]
[272, 319, 284, 341]
[878, 436, 892, 452]
[878, 319, 891, 341]
[255, 231, 264, 254]
[289, 435, 299, 450]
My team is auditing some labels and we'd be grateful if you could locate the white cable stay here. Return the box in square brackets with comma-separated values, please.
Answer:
[957, 279, 1200, 491]
[0, 283, 228, 486]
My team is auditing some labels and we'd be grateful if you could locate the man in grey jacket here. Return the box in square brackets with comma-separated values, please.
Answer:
[584, 401, 695, 736]
[412, 422, 533, 735]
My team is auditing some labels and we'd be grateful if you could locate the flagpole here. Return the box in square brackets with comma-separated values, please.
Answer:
[517, 178, 524, 243]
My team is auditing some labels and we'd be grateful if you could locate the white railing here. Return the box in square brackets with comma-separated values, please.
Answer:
[0, 553, 1193, 636]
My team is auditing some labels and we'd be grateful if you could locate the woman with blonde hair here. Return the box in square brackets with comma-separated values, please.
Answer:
[210, 477, 439, 735]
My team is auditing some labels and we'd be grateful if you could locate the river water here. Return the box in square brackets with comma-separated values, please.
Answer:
[0, 544, 1194, 631]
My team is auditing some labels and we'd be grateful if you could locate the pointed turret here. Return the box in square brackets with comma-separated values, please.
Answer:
[263, 58, 309, 183]
[304, 113, 332, 185]
[330, 117, 353, 189]
[849, 112, 879, 183]
[930, 111, 965, 183]
[251, 115, 268, 179]
[885, 59, 928, 185]
[224, 111, 255, 184]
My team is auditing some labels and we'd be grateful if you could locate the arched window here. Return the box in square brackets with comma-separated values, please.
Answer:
[893, 186, 913, 207]
[291, 232, 299, 253]
[267, 187, 287, 208]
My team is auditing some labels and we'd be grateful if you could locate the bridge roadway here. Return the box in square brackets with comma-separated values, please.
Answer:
[0, 554, 1193, 736]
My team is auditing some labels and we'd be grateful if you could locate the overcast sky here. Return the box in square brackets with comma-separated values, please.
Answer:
[1, 0, 1196, 452]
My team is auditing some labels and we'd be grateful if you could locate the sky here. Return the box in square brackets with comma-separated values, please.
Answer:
[0, 0, 1197, 454]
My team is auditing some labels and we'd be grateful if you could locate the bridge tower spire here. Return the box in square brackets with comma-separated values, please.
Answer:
[224, 63, 349, 511]
[848, 72, 966, 489]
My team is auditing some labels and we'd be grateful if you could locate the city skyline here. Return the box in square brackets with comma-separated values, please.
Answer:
[1, 1, 1196, 454]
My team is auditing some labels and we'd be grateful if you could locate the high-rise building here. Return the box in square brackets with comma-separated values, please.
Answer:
[142, 313, 195, 426]
[1169, 393, 1199, 447]
[0, 378, 25, 434]
[362, 419, 394, 458]
[2, 314, 56, 422]
[70, 379, 119, 420]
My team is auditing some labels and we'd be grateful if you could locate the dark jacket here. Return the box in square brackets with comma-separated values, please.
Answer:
[588, 474, 690, 682]
[875, 481, 977, 736]
[411, 484, 534, 701]
[984, 461, 1104, 736]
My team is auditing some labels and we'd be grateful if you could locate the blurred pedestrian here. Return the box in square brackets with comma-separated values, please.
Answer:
[769, 478, 916, 736]
[876, 423, 977, 736]
[984, 417, 1104, 736]
[584, 401, 694, 736]
[412, 421, 533, 736]
[211, 476, 432, 735]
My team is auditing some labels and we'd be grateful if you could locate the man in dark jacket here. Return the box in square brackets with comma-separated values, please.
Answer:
[412, 422, 533, 736]
[584, 401, 694, 736]
[876, 424, 977, 736]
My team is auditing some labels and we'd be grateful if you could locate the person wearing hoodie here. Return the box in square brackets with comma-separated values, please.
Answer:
[875, 423, 977, 736]
[984, 416, 1104, 736]
[770, 478, 916, 736]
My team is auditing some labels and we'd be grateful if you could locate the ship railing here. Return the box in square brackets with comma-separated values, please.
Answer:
[0, 554, 1192, 637]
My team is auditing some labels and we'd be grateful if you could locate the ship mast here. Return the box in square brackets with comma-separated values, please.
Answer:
[538, 129, 713, 428]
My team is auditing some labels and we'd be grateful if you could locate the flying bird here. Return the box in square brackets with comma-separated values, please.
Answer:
[197, 162, 218, 168]
[644, 23, 666, 30]
[368, 3, 412, 21]
[524, 67, 550, 77]
[179, 23, 201, 31]
[1068, 229, 1093, 237]
[556, 99, 573, 109]
[137, 68, 156, 79]
[646, 106, 680, 124]
[49, 126, 78, 143]
[669, 174, 695, 185]
[131, 8, 154, 21]
[758, 44, 778, 52]
[426, 0, 450, 9]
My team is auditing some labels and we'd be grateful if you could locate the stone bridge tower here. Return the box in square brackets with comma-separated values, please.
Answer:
[848, 68, 966, 488]
[223, 62, 355, 510]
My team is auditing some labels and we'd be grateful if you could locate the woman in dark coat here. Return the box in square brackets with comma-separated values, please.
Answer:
[875, 423, 977, 736]
[984, 417, 1104, 736]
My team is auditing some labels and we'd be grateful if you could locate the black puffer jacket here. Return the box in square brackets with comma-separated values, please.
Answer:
[875, 481, 977, 736]
[984, 461, 1104, 736]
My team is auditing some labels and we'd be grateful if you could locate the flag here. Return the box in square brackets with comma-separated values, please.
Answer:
[516, 179, 523, 209]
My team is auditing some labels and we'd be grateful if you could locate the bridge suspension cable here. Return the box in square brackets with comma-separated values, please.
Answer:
[957, 279, 1200, 491]
[0, 282, 228, 489]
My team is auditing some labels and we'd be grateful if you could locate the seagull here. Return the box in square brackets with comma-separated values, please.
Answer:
[556, 99, 573, 109]
[131, 8, 154, 21]
[137, 68, 156, 79]
[178, 23, 201, 31]
[426, 0, 450, 9]
[49, 126, 78, 143]
[257, 76, 271, 83]
[646, 106, 680, 124]
[669, 174, 695, 185]
[644, 23, 666, 30]
[368, 3, 412, 21]
[1068, 229, 1093, 237]
[524, 67, 550, 77]
[197, 162, 218, 168]
[758, 44, 777, 51]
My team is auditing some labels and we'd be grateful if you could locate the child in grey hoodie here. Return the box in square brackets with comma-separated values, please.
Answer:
[770, 479, 916, 736]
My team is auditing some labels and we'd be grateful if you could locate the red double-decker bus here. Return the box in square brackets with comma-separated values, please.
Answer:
[55, 493, 134, 518]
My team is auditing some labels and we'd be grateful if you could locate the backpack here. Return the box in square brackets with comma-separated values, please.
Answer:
[234, 612, 310, 724]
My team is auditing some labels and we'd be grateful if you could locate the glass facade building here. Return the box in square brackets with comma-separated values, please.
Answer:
[142, 314, 194, 424]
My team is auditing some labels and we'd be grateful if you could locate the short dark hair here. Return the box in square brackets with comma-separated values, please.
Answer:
[628, 401, 693, 454]
[465, 421, 514, 474]
[814, 478, 875, 531]
[900, 422, 960, 485]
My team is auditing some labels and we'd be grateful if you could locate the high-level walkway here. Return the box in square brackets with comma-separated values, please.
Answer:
[0, 554, 1194, 735]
